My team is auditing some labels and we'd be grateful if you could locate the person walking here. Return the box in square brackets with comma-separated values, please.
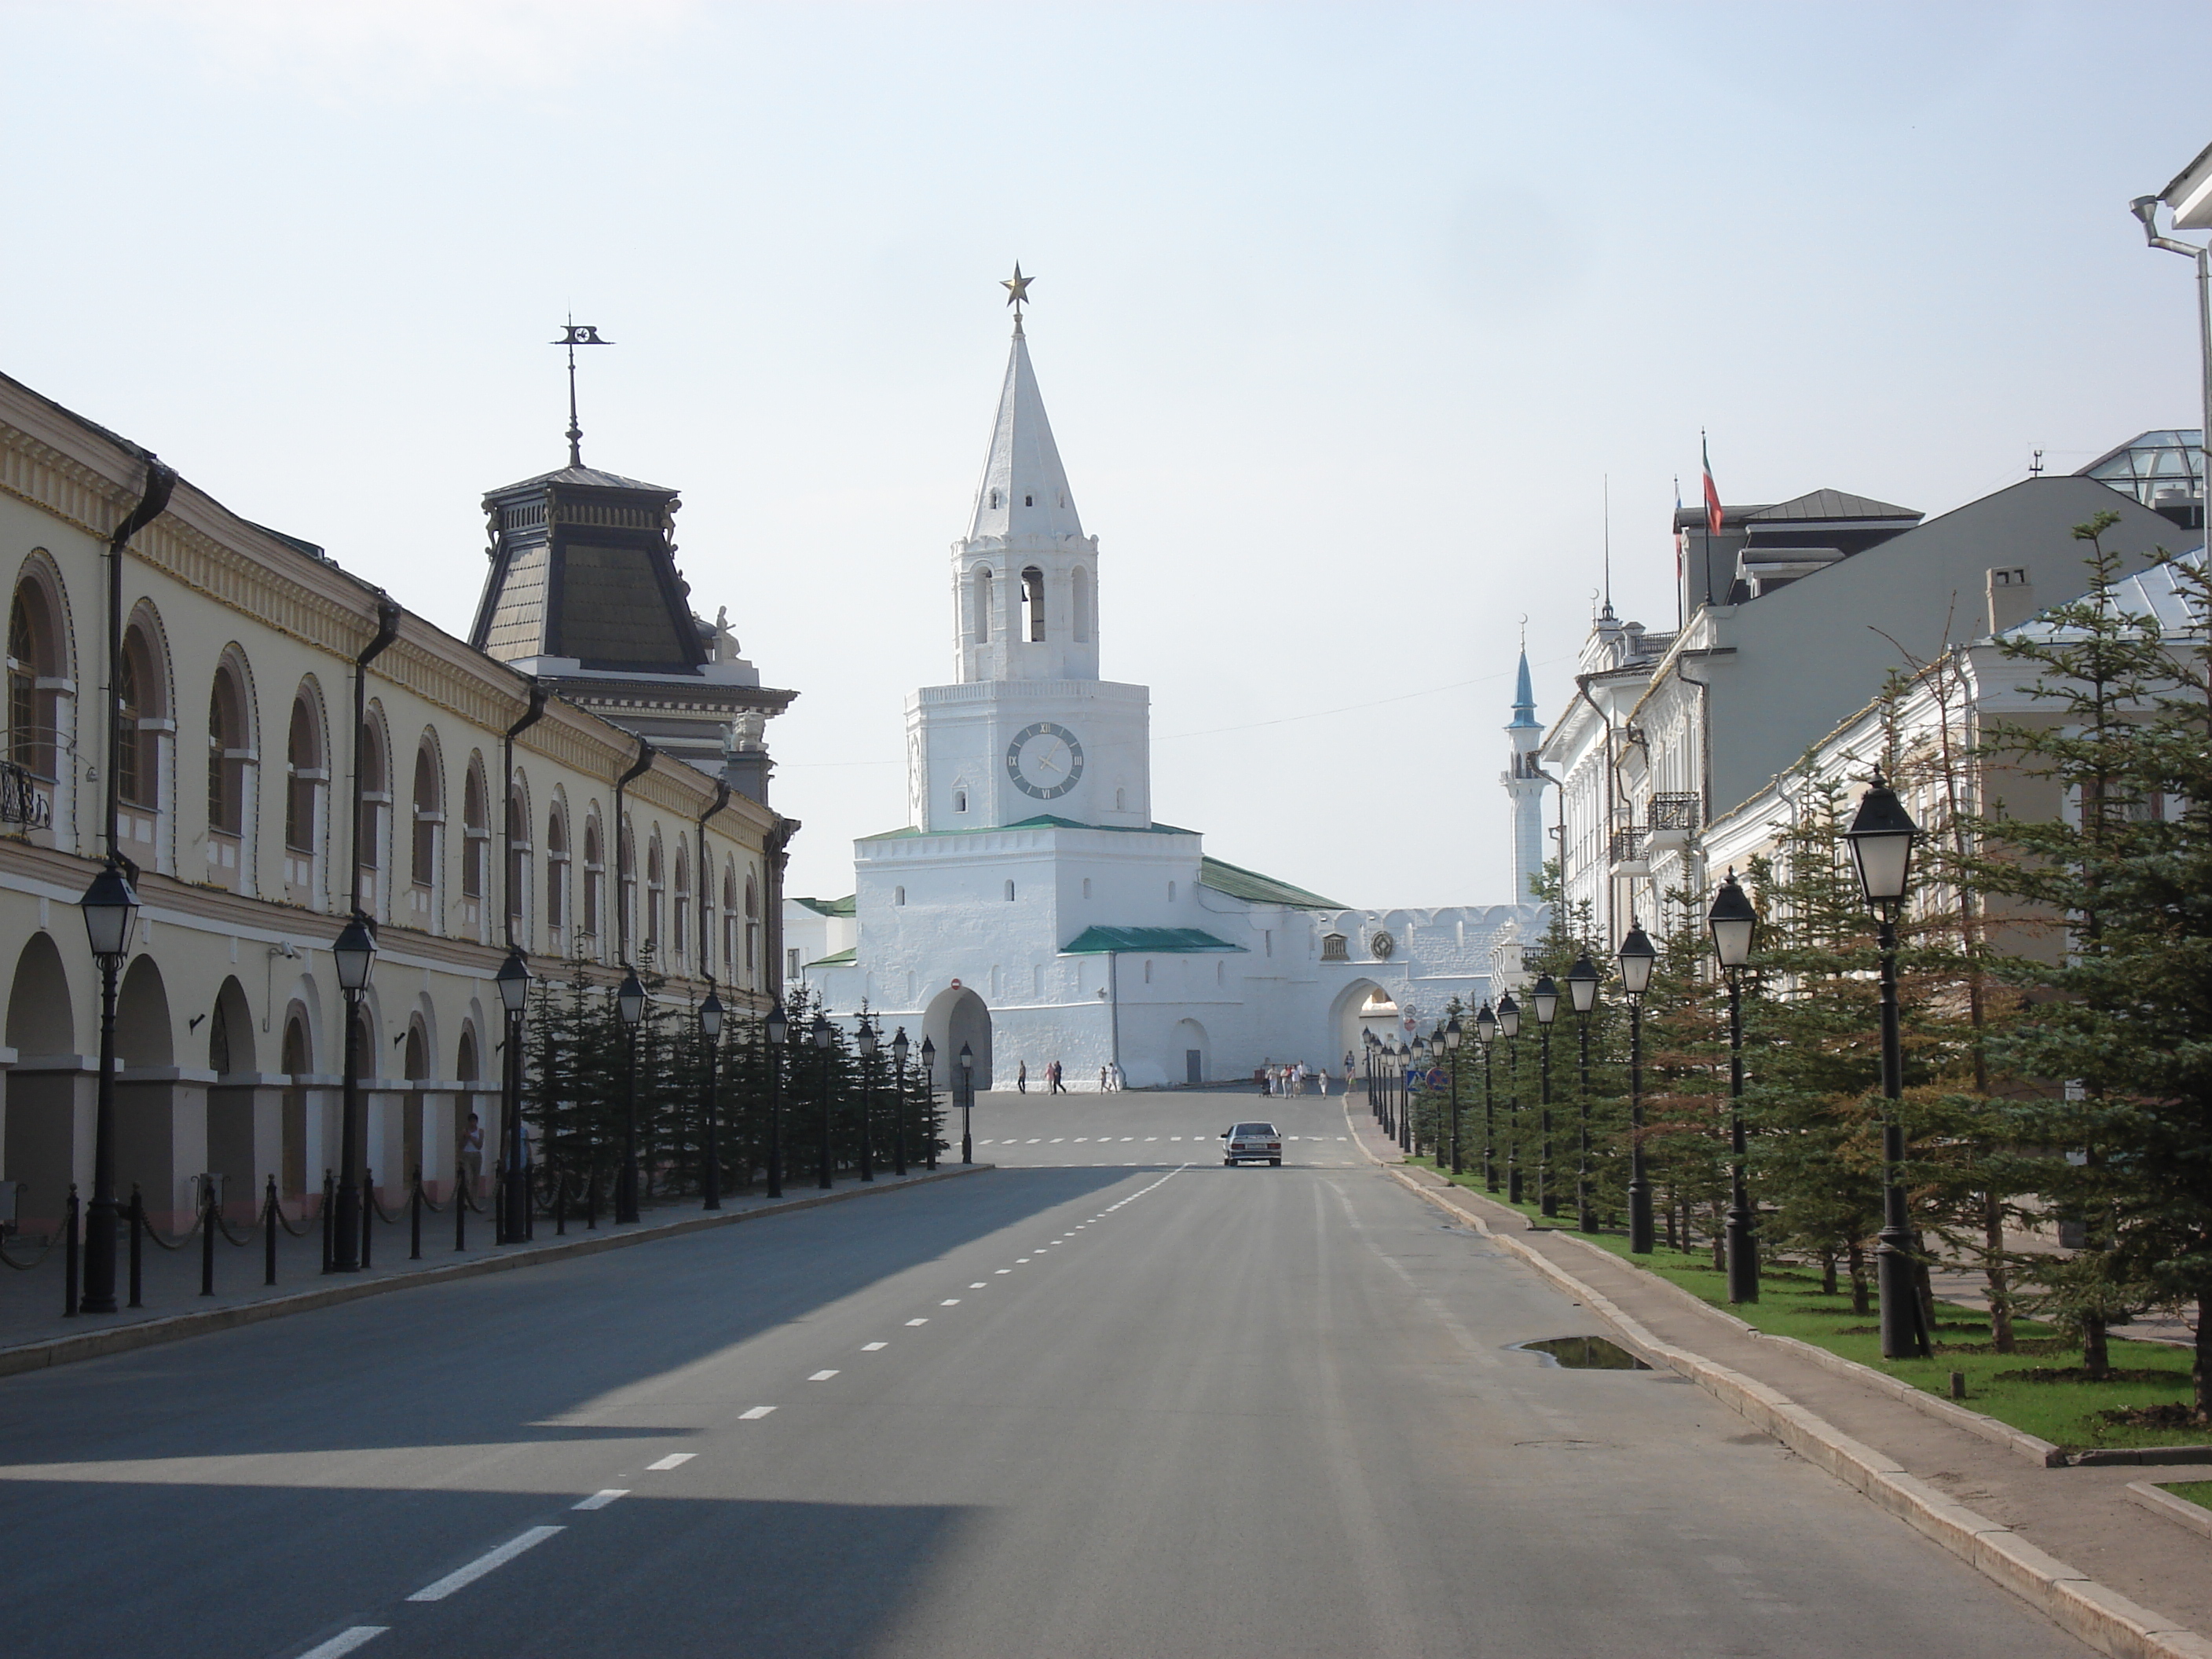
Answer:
[1016, 1060, 1028, 1094]
[460, 1112, 485, 1196]
[1254, 1064, 1269, 1095]
[1049, 1060, 1067, 1095]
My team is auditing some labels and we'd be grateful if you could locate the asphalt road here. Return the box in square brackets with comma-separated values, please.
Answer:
[2, 1086, 2089, 1658]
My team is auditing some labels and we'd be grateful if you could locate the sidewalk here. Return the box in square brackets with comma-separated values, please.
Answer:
[1343, 1095, 2212, 1657]
[0, 1162, 988, 1378]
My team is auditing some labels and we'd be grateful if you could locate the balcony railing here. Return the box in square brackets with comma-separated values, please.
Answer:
[1649, 793, 1701, 833]
[0, 758, 50, 829]
[1608, 827, 1647, 866]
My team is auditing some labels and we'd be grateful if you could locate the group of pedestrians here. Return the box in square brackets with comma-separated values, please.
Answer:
[1015, 1060, 1070, 1094]
[1255, 1060, 1330, 1097]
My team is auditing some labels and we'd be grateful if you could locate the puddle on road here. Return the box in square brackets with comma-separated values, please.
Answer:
[1511, 1335, 1652, 1371]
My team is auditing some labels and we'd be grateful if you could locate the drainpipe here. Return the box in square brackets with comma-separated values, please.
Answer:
[103, 458, 176, 865]
[697, 776, 731, 980]
[611, 737, 654, 968]
[348, 595, 403, 918]
[765, 815, 797, 1016]
[501, 682, 549, 950]
[1107, 951, 1121, 1079]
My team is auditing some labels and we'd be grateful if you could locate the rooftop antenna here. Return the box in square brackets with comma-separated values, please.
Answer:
[2030, 449, 2045, 477]
[1001, 262, 1034, 335]
[553, 317, 613, 467]
[1601, 474, 1613, 617]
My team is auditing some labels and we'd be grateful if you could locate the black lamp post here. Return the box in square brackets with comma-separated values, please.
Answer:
[855, 1018, 877, 1182]
[1410, 1035, 1430, 1157]
[496, 946, 531, 1242]
[1364, 1031, 1379, 1126]
[328, 912, 378, 1270]
[812, 1013, 834, 1190]
[1565, 954, 1599, 1234]
[1617, 923, 1656, 1251]
[1846, 771, 1930, 1360]
[921, 1035, 937, 1170]
[764, 1000, 787, 1199]
[1708, 869, 1759, 1301]
[1499, 992, 1522, 1202]
[1444, 1015, 1463, 1176]
[1475, 1001, 1498, 1192]
[958, 1042, 974, 1164]
[698, 987, 724, 1210]
[1396, 1042, 1413, 1152]
[77, 862, 140, 1310]
[890, 1027, 910, 1176]
[615, 966, 645, 1223]
[1531, 973, 1558, 1217]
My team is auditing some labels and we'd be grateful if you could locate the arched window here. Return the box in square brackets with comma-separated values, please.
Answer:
[410, 742, 441, 893]
[545, 807, 568, 932]
[1071, 566, 1093, 644]
[116, 620, 165, 813]
[284, 684, 325, 891]
[205, 654, 254, 887]
[355, 710, 389, 915]
[673, 840, 689, 965]
[618, 823, 637, 955]
[742, 868, 758, 977]
[460, 761, 488, 903]
[645, 832, 664, 958]
[1020, 566, 1046, 642]
[8, 575, 61, 783]
[506, 782, 528, 930]
[583, 815, 604, 944]
[723, 865, 738, 976]
[972, 567, 992, 644]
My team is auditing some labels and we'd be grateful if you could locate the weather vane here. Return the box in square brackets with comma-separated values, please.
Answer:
[552, 318, 613, 467]
[1001, 262, 1034, 330]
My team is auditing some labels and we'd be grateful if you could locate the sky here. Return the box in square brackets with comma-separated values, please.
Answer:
[3, 1, 2207, 906]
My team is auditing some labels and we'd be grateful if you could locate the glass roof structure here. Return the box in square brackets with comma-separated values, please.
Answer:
[2078, 430, 2204, 505]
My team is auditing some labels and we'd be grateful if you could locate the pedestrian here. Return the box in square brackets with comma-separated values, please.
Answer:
[1316, 1065, 1331, 1097]
[1294, 1061, 1308, 1097]
[1099, 1064, 1108, 1091]
[1049, 1060, 1067, 1094]
[1254, 1064, 1269, 1095]
[1017, 1060, 1028, 1094]
[460, 1112, 485, 1194]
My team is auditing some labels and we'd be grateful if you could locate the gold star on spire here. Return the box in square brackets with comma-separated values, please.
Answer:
[1001, 262, 1034, 310]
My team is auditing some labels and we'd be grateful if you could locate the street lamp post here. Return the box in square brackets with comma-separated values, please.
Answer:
[1475, 1001, 1498, 1191]
[1708, 869, 1759, 1301]
[328, 913, 379, 1270]
[921, 1035, 937, 1170]
[77, 862, 141, 1310]
[764, 1001, 787, 1199]
[890, 1027, 910, 1176]
[615, 966, 645, 1223]
[1397, 1042, 1413, 1153]
[855, 1018, 877, 1182]
[1617, 924, 1657, 1252]
[496, 947, 532, 1241]
[1410, 1035, 1430, 1158]
[698, 987, 724, 1210]
[1499, 992, 1522, 1202]
[812, 1013, 834, 1190]
[1531, 974, 1558, 1217]
[958, 1042, 974, 1164]
[1444, 1015, 1463, 1176]
[1847, 770, 1930, 1361]
[1566, 954, 1599, 1235]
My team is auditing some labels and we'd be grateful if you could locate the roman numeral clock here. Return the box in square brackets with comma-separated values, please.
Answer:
[1005, 721, 1085, 801]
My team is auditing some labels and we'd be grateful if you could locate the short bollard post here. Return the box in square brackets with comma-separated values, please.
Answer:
[586, 1167, 599, 1231]
[320, 1170, 334, 1275]
[409, 1166, 422, 1261]
[524, 1159, 533, 1241]
[554, 1176, 566, 1236]
[1949, 1370, 1968, 1401]
[200, 1180, 215, 1297]
[129, 1185, 145, 1308]
[492, 1173, 504, 1245]
[64, 1185, 79, 1317]
[361, 1169, 374, 1269]
[455, 1168, 467, 1253]
[263, 1176, 278, 1287]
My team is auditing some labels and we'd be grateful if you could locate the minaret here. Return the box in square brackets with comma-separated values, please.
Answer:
[1502, 647, 1547, 902]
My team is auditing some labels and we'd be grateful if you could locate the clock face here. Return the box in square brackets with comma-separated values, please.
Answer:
[1005, 721, 1085, 800]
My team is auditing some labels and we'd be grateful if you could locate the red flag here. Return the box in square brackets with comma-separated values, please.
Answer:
[1701, 434, 1723, 537]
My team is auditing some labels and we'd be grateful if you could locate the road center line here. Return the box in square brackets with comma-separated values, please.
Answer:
[810, 1370, 839, 1381]
[297, 1628, 388, 1659]
[406, 1526, 564, 1602]
[573, 1490, 628, 1511]
[646, 1452, 696, 1470]
[862, 1342, 887, 1351]
[740, 1406, 777, 1419]
[940, 1298, 961, 1306]
[906, 1317, 929, 1326]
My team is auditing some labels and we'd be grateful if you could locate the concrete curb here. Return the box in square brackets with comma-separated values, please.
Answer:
[0, 1163, 995, 1381]
[2130, 1481, 2212, 1542]
[1382, 1165, 2212, 1659]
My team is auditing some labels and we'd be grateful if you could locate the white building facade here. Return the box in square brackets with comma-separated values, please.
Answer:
[795, 315, 1544, 1087]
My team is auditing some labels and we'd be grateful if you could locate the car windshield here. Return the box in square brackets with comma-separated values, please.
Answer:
[1231, 1123, 1278, 1138]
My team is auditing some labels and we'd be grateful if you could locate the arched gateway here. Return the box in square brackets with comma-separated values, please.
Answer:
[921, 983, 992, 1090]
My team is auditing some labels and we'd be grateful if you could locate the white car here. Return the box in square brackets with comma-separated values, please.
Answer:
[1221, 1122, 1283, 1166]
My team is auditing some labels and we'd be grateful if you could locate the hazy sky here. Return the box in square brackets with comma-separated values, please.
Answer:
[4, 2, 2207, 905]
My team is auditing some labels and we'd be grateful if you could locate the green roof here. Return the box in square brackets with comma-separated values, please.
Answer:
[1198, 855, 1342, 910]
[1060, 926, 1243, 955]
[859, 816, 1199, 843]
[804, 946, 858, 967]
[792, 895, 856, 917]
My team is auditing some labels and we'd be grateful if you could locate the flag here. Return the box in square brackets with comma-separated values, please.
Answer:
[1701, 434, 1723, 537]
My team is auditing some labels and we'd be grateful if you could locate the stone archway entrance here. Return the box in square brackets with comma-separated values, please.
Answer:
[1329, 978, 1401, 1067]
[921, 983, 992, 1090]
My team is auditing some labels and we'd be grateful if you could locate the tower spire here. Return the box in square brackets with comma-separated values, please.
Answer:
[552, 319, 613, 467]
[968, 280, 1082, 544]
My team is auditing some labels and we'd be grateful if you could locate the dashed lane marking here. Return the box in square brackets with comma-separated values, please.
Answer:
[906, 1317, 929, 1326]
[810, 1370, 839, 1381]
[298, 1629, 388, 1659]
[862, 1342, 887, 1351]
[573, 1490, 627, 1511]
[740, 1407, 777, 1419]
[646, 1452, 696, 1470]
[940, 1298, 961, 1306]
[406, 1526, 565, 1602]
[969, 1281, 987, 1287]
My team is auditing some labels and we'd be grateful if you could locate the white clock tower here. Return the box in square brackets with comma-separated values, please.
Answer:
[907, 301, 1153, 832]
